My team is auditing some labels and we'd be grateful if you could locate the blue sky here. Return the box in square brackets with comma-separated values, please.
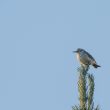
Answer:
[0, 0, 110, 110]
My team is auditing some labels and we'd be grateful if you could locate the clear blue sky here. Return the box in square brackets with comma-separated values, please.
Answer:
[0, 0, 110, 110]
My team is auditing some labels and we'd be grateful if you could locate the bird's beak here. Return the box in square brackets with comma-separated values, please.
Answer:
[73, 51, 78, 53]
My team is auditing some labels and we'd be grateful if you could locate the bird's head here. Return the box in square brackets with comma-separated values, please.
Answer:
[73, 48, 84, 53]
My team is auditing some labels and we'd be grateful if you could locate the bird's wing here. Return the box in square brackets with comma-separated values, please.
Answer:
[85, 51, 95, 61]
[79, 53, 91, 65]
[86, 51, 97, 64]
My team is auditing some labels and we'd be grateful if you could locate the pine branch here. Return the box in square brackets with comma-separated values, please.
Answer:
[72, 66, 100, 110]
[87, 74, 95, 110]
[78, 66, 88, 110]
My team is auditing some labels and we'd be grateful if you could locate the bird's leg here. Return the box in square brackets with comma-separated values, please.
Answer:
[81, 64, 89, 73]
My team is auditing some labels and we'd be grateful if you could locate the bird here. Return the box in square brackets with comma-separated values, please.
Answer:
[73, 48, 101, 68]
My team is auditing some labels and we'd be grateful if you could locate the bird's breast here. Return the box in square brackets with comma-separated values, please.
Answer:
[76, 53, 80, 61]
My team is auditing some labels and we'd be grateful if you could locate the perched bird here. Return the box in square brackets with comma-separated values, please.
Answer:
[73, 48, 101, 68]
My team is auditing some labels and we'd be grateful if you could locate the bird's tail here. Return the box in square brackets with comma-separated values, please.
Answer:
[92, 63, 101, 68]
